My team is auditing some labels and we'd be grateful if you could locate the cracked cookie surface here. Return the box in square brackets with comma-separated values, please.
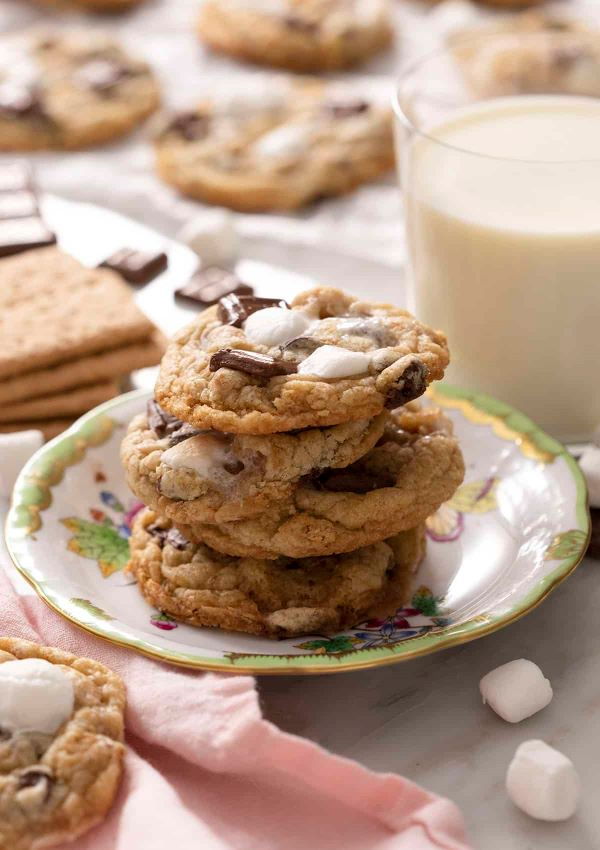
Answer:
[121, 400, 387, 523]
[176, 404, 465, 559]
[0, 31, 159, 151]
[0, 637, 125, 850]
[197, 0, 393, 72]
[128, 507, 425, 637]
[155, 77, 393, 211]
[155, 287, 449, 434]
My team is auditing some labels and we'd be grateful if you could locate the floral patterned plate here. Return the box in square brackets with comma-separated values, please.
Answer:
[5, 387, 589, 675]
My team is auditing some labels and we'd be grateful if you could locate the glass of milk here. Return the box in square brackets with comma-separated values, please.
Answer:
[394, 32, 600, 443]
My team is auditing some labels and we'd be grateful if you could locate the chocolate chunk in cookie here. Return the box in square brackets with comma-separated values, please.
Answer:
[176, 267, 252, 307]
[100, 248, 168, 284]
[384, 360, 429, 409]
[217, 294, 289, 327]
[210, 348, 297, 378]
[165, 111, 209, 142]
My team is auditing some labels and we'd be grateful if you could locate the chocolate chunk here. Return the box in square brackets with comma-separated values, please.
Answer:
[75, 59, 132, 93]
[0, 82, 45, 120]
[223, 458, 244, 475]
[0, 217, 56, 258]
[100, 248, 168, 285]
[313, 469, 395, 493]
[165, 111, 209, 142]
[175, 267, 253, 308]
[166, 528, 189, 550]
[146, 399, 181, 438]
[17, 768, 53, 802]
[384, 360, 429, 409]
[280, 336, 323, 357]
[325, 101, 370, 120]
[284, 15, 318, 33]
[210, 348, 297, 378]
[0, 162, 33, 193]
[0, 727, 12, 742]
[0, 190, 38, 220]
[146, 522, 168, 547]
[168, 422, 206, 447]
[217, 294, 289, 327]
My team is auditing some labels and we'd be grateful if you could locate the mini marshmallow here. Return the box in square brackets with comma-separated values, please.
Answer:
[0, 658, 74, 735]
[506, 740, 580, 821]
[578, 445, 600, 508]
[0, 429, 43, 497]
[253, 122, 315, 159]
[244, 307, 310, 347]
[177, 209, 240, 267]
[297, 345, 371, 379]
[162, 434, 230, 478]
[480, 659, 552, 723]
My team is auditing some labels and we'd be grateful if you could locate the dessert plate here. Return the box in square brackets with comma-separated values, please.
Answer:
[6, 387, 589, 675]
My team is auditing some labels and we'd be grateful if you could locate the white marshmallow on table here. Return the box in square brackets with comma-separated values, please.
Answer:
[506, 740, 580, 821]
[578, 445, 600, 508]
[0, 658, 74, 735]
[243, 307, 310, 347]
[177, 209, 240, 268]
[252, 122, 315, 159]
[298, 345, 372, 379]
[479, 659, 553, 723]
[0, 429, 43, 497]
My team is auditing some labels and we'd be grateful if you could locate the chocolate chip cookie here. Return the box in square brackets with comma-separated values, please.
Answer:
[154, 77, 393, 211]
[128, 507, 425, 637]
[0, 637, 125, 850]
[34, 0, 144, 9]
[155, 287, 449, 434]
[0, 31, 159, 151]
[197, 0, 393, 72]
[121, 399, 388, 523]
[176, 404, 465, 559]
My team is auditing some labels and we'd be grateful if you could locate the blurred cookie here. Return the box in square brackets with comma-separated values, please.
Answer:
[177, 405, 465, 559]
[34, 0, 144, 9]
[0, 31, 159, 150]
[128, 507, 425, 637]
[155, 77, 394, 210]
[197, 0, 392, 72]
[0, 637, 125, 850]
[121, 399, 387, 523]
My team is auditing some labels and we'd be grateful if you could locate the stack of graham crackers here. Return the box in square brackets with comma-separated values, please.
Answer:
[0, 246, 164, 439]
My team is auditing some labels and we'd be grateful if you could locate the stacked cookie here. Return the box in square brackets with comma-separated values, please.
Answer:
[122, 286, 465, 638]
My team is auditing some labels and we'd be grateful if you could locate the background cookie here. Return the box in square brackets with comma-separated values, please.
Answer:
[155, 77, 394, 211]
[0, 637, 125, 850]
[0, 31, 159, 150]
[128, 507, 425, 637]
[155, 287, 449, 433]
[122, 401, 388, 523]
[197, 0, 393, 72]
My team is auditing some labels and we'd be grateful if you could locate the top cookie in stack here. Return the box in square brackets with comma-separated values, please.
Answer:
[122, 287, 465, 637]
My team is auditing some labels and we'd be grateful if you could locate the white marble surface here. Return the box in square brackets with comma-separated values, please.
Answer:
[0, 0, 598, 848]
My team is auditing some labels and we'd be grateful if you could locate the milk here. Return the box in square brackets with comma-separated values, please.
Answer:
[402, 95, 600, 442]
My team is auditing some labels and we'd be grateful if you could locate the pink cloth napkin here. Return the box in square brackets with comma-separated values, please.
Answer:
[0, 568, 471, 850]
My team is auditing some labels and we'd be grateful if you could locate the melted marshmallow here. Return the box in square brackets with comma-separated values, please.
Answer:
[244, 307, 310, 347]
[297, 345, 371, 378]
[253, 122, 315, 159]
[0, 658, 74, 735]
[162, 434, 232, 478]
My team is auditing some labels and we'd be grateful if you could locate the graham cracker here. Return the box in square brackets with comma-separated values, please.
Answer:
[0, 381, 120, 423]
[0, 246, 157, 381]
[0, 331, 165, 406]
[0, 419, 75, 441]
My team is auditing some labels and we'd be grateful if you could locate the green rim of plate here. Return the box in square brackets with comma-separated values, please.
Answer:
[5, 386, 591, 675]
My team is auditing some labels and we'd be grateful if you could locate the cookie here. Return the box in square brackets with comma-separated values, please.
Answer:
[155, 286, 449, 434]
[0, 247, 156, 381]
[197, 0, 393, 72]
[452, 12, 600, 97]
[0, 31, 159, 151]
[155, 77, 394, 211]
[0, 637, 125, 850]
[0, 419, 75, 440]
[0, 381, 119, 424]
[177, 404, 465, 559]
[128, 507, 424, 637]
[121, 399, 388, 523]
[0, 333, 164, 406]
[34, 0, 144, 9]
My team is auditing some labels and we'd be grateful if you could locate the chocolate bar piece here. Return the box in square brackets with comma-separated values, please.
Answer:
[100, 248, 168, 285]
[175, 266, 253, 307]
[0, 190, 38, 220]
[0, 217, 56, 258]
[209, 348, 297, 378]
[217, 294, 289, 327]
[0, 162, 33, 193]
